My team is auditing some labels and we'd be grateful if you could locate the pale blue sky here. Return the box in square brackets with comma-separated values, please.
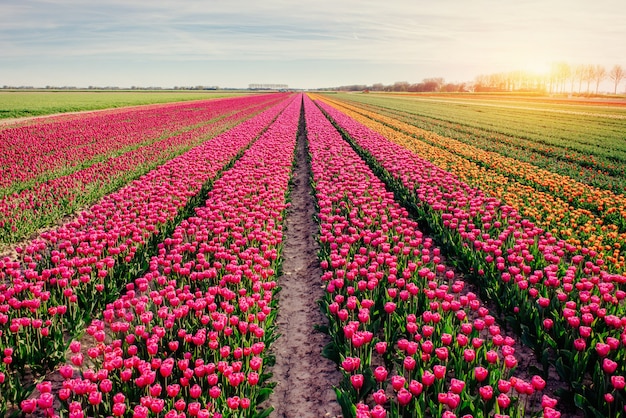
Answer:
[1, 0, 625, 89]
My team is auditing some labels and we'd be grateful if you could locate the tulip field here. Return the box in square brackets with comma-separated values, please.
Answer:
[1, 91, 626, 417]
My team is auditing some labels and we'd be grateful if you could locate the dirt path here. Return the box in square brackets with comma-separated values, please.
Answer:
[266, 108, 342, 418]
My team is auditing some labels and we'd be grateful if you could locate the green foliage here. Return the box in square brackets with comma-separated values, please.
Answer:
[0, 90, 249, 119]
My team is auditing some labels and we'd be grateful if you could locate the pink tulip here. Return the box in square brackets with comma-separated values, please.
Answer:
[531, 375, 546, 391]
[450, 378, 465, 394]
[342, 357, 361, 373]
[479, 385, 493, 400]
[434, 365, 447, 379]
[422, 370, 435, 386]
[373, 389, 388, 404]
[397, 388, 413, 406]
[391, 375, 406, 391]
[374, 366, 388, 382]
[351, 374, 365, 390]
[603, 358, 618, 374]
[611, 375, 626, 390]
[475, 366, 488, 382]
[497, 393, 511, 408]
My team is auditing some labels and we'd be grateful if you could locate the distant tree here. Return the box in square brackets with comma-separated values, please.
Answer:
[609, 65, 625, 94]
[392, 81, 410, 92]
[424, 77, 444, 91]
[473, 74, 488, 91]
[583, 65, 595, 93]
[551, 62, 570, 93]
[441, 82, 462, 92]
[593, 65, 607, 94]
[371, 83, 384, 92]
[572, 64, 585, 93]
[421, 78, 444, 92]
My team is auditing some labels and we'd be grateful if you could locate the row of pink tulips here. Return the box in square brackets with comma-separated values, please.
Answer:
[303, 95, 557, 418]
[0, 95, 294, 414]
[24, 93, 301, 418]
[0, 94, 276, 191]
[0, 95, 287, 244]
[314, 97, 626, 417]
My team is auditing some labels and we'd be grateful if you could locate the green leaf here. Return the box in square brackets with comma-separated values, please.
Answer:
[555, 357, 569, 380]
[321, 341, 342, 364]
[574, 393, 587, 410]
[252, 406, 274, 418]
[314, 324, 329, 334]
[335, 387, 356, 418]
[256, 387, 274, 404]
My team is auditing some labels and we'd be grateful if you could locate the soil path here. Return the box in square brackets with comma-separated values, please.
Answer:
[266, 107, 342, 418]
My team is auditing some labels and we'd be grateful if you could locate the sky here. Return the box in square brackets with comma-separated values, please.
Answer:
[1, 0, 625, 90]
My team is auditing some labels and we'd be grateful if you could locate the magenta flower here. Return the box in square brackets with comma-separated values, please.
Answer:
[479, 385, 494, 401]
[397, 388, 413, 406]
[351, 374, 365, 390]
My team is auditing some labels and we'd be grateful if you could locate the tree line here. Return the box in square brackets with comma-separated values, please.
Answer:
[474, 63, 625, 94]
[324, 78, 468, 93]
[324, 63, 625, 95]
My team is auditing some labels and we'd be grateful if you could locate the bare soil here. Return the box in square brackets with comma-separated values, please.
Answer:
[266, 112, 342, 418]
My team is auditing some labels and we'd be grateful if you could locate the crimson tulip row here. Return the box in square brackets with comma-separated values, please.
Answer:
[0, 94, 277, 191]
[0, 95, 294, 413]
[0, 95, 287, 244]
[314, 98, 626, 417]
[303, 95, 557, 418]
[23, 93, 301, 418]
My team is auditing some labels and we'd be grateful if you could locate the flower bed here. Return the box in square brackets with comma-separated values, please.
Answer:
[304, 95, 556, 418]
[0, 95, 294, 414]
[0, 94, 287, 244]
[24, 93, 301, 418]
[313, 96, 626, 417]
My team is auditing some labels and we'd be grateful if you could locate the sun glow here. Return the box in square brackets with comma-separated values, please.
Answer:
[523, 61, 551, 76]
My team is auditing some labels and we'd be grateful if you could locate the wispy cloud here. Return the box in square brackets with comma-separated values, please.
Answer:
[1, 0, 625, 88]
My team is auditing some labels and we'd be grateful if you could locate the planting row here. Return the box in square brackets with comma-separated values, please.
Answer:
[23, 93, 301, 418]
[333, 93, 626, 187]
[0, 95, 287, 245]
[0, 94, 274, 191]
[319, 96, 626, 274]
[0, 94, 294, 413]
[304, 95, 557, 418]
[313, 94, 626, 417]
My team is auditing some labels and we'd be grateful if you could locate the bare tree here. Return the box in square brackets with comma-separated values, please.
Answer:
[593, 64, 607, 94]
[392, 81, 410, 92]
[558, 62, 571, 93]
[583, 64, 595, 93]
[609, 65, 625, 94]
[571, 64, 585, 94]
